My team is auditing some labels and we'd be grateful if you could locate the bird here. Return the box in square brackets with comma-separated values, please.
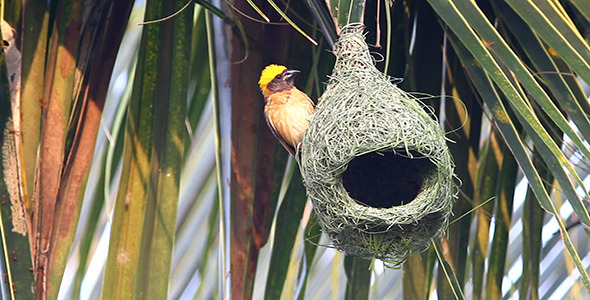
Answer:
[258, 64, 315, 160]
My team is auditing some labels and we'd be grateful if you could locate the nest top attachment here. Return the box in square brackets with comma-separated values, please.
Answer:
[301, 24, 455, 264]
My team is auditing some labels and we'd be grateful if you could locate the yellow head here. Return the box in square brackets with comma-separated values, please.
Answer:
[258, 64, 287, 92]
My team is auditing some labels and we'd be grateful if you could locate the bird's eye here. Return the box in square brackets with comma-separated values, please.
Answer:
[276, 74, 282, 79]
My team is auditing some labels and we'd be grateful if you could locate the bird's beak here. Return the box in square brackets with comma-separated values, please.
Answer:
[283, 69, 301, 81]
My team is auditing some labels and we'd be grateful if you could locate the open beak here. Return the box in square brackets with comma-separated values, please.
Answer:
[283, 69, 301, 81]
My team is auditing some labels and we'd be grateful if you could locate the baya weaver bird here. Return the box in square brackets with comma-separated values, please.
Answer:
[258, 64, 315, 160]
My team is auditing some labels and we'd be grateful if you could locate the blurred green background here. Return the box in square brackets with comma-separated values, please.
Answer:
[1, 0, 590, 299]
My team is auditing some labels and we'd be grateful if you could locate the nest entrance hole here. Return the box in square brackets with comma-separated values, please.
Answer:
[342, 150, 436, 208]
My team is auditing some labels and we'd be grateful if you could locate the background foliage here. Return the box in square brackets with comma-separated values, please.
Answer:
[1, 0, 590, 299]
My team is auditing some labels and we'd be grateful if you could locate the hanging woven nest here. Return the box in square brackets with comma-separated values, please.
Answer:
[301, 24, 455, 264]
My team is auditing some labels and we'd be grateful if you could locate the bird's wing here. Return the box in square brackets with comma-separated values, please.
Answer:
[264, 111, 297, 157]
[306, 94, 316, 111]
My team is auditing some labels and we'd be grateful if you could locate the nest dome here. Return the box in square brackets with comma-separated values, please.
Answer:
[301, 24, 455, 264]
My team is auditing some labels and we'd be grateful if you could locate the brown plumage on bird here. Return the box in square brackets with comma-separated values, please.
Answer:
[258, 64, 315, 160]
